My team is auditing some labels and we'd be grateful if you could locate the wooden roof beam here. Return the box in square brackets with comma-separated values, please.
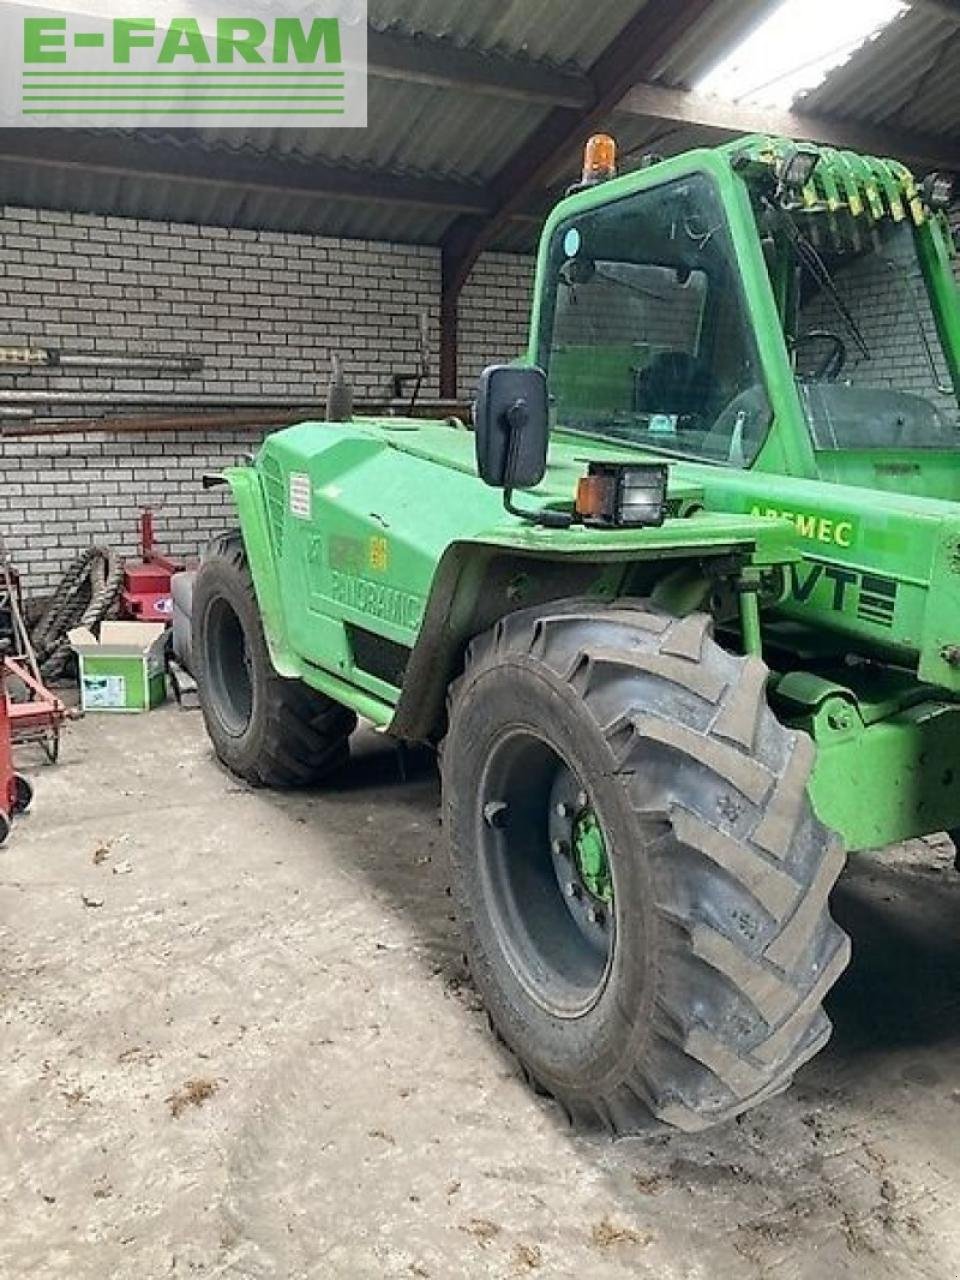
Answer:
[0, 129, 493, 215]
[368, 28, 592, 109]
[618, 82, 960, 171]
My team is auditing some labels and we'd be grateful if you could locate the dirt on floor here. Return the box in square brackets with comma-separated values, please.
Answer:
[2, 706, 960, 1279]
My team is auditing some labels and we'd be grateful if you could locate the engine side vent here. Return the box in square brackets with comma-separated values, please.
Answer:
[260, 455, 286, 555]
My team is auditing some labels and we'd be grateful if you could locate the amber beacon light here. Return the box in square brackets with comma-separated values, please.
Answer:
[581, 134, 618, 186]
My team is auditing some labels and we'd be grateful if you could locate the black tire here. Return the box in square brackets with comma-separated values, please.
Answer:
[11, 774, 33, 815]
[442, 599, 850, 1134]
[0, 809, 9, 846]
[193, 531, 356, 788]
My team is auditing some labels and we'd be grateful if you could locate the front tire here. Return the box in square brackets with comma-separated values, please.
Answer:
[442, 599, 850, 1134]
[193, 532, 356, 788]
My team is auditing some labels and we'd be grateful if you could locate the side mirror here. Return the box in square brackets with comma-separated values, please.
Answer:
[474, 364, 549, 490]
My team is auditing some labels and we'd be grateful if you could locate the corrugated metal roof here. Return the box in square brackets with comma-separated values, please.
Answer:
[367, 0, 651, 71]
[10, 0, 956, 253]
[799, 4, 960, 144]
[174, 77, 549, 181]
[1, 0, 774, 250]
[647, 0, 782, 85]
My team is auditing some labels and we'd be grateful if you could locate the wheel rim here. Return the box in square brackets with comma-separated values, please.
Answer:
[205, 596, 254, 737]
[478, 729, 616, 1018]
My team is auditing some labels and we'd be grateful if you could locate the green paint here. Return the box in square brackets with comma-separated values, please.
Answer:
[223, 134, 960, 857]
[572, 809, 612, 904]
[774, 667, 960, 849]
[78, 654, 165, 712]
[739, 579, 763, 657]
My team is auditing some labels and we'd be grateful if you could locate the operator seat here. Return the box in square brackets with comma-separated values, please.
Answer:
[635, 351, 717, 418]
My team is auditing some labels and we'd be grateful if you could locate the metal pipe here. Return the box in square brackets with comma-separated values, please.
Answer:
[0, 346, 203, 375]
[0, 407, 34, 420]
[2, 409, 303, 436]
[0, 399, 471, 437]
[57, 353, 204, 374]
[0, 390, 323, 407]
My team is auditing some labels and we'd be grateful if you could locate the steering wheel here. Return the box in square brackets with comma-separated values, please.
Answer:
[793, 330, 847, 382]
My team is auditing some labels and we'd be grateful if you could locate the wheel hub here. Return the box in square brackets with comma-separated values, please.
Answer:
[548, 771, 614, 949]
[572, 807, 612, 904]
[476, 730, 616, 1017]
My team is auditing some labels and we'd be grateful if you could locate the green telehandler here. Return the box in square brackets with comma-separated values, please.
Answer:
[192, 134, 960, 1135]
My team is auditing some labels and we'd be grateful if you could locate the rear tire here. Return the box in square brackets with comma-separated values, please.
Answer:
[193, 532, 356, 788]
[442, 599, 850, 1134]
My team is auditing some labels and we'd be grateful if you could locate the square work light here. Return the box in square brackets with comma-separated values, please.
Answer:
[575, 462, 668, 528]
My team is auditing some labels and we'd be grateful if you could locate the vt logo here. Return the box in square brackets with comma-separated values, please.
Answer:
[790, 562, 898, 629]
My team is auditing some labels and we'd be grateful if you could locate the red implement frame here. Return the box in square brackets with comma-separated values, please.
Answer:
[0, 664, 14, 817]
[120, 508, 185, 623]
[0, 661, 35, 841]
[5, 655, 67, 762]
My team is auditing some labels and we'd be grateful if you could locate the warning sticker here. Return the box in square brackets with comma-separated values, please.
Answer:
[289, 472, 312, 520]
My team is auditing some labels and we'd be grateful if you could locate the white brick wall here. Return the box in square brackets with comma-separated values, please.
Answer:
[798, 233, 960, 393]
[0, 205, 535, 407]
[0, 206, 536, 594]
[458, 252, 537, 387]
[2, 429, 260, 593]
[0, 208, 434, 403]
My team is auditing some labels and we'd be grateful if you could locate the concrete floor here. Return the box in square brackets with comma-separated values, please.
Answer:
[2, 707, 960, 1280]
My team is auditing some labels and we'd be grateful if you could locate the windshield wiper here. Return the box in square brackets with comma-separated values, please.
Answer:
[768, 202, 871, 360]
[883, 256, 953, 395]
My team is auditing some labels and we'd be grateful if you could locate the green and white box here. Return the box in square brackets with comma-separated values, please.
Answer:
[69, 622, 168, 713]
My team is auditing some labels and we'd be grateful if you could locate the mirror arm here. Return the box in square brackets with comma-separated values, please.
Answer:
[503, 487, 574, 528]
[501, 400, 574, 528]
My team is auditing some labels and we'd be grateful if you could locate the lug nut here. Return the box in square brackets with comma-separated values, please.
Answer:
[587, 906, 605, 926]
[551, 838, 569, 857]
[565, 882, 582, 900]
[576, 790, 589, 809]
[556, 801, 572, 818]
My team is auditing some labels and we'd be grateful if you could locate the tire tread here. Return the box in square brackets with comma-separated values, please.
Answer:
[195, 531, 356, 788]
[443, 596, 850, 1134]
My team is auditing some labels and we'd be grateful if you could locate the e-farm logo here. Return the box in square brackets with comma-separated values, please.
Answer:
[1, 1, 366, 125]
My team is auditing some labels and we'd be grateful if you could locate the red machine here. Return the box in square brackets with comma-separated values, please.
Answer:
[120, 509, 186, 623]
[0, 661, 36, 843]
[0, 545, 67, 844]
[6, 654, 67, 763]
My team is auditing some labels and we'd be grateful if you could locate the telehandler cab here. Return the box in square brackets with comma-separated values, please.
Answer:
[193, 134, 960, 1134]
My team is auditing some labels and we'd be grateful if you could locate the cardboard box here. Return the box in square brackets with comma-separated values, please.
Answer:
[69, 622, 168, 713]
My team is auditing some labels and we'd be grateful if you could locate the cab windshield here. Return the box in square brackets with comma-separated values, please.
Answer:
[772, 212, 960, 451]
[537, 173, 771, 467]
